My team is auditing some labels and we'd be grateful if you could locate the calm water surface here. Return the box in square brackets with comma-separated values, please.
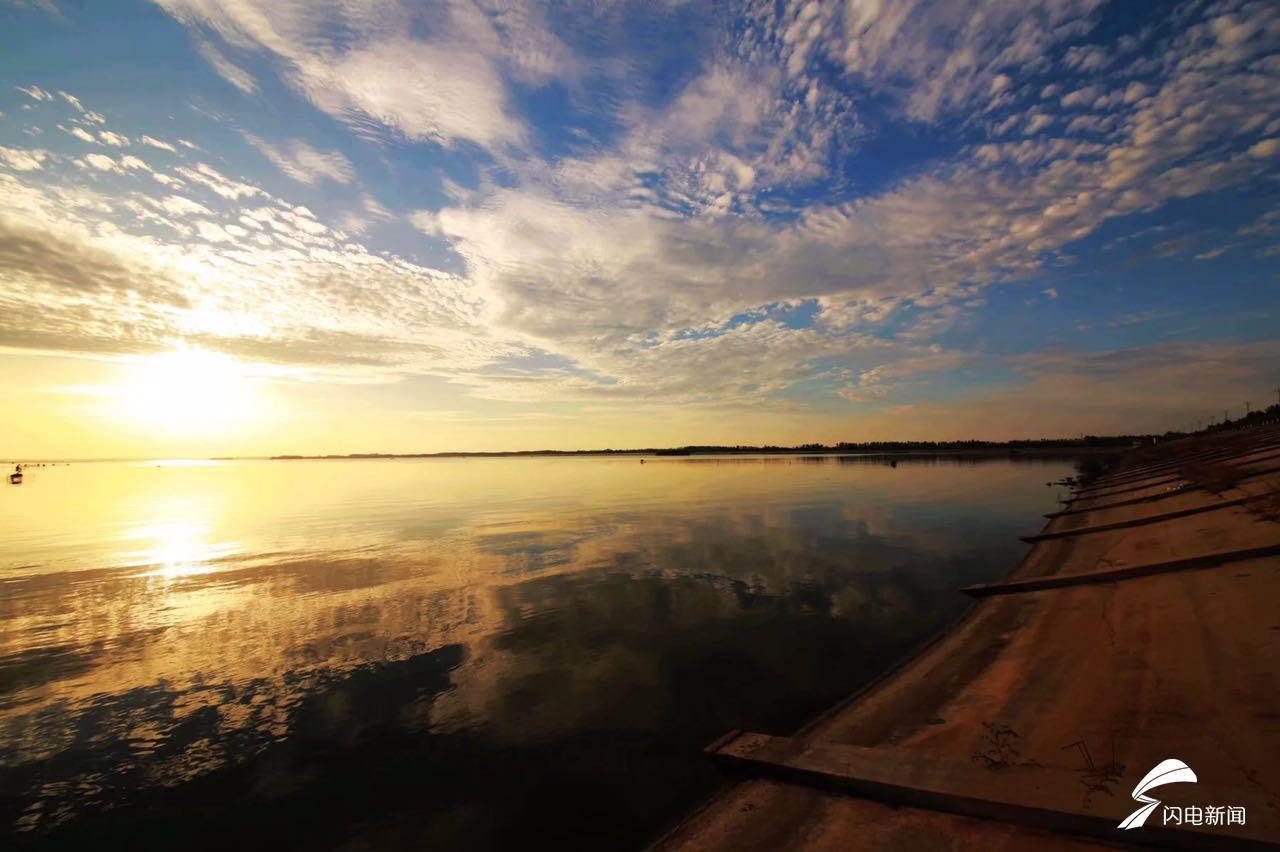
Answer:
[0, 455, 1075, 849]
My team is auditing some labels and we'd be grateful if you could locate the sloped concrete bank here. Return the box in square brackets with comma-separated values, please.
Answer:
[656, 424, 1280, 851]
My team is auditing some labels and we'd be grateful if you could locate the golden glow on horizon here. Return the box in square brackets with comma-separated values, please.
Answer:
[114, 348, 259, 435]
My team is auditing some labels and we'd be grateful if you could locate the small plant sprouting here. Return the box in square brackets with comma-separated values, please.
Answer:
[1063, 738, 1126, 809]
[971, 722, 1041, 770]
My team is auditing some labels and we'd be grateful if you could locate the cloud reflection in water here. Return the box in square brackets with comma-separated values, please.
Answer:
[0, 455, 1071, 847]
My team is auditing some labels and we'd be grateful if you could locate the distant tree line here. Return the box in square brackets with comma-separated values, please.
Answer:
[1197, 402, 1280, 435]
[268, 403, 1280, 461]
[273, 434, 1148, 460]
[648, 436, 1143, 456]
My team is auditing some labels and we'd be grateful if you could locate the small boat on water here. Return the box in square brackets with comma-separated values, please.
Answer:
[9, 464, 23, 484]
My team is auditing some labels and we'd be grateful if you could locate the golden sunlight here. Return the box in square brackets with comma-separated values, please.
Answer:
[126, 519, 230, 579]
[114, 348, 258, 434]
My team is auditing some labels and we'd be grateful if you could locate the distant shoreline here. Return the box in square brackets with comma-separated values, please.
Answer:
[0, 446, 1122, 465]
[5, 437, 1146, 465]
[248, 413, 1280, 462]
[265, 440, 1135, 461]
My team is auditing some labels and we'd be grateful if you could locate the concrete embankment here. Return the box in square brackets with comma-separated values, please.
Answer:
[656, 424, 1280, 850]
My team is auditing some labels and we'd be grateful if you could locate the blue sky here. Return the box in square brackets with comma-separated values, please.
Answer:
[1, 0, 1278, 454]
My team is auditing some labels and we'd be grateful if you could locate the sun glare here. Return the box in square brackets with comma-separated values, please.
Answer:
[116, 349, 259, 434]
[126, 519, 231, 579]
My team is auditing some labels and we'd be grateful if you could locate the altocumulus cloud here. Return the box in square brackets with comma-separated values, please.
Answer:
[0, 0, 1276, 432]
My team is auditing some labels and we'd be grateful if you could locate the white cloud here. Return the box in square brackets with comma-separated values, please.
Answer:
[153, 194, 212, 216]
[0, 146, 49, 171]
[195, 219, 234, 242]
[244, 134, 354, 184]
[63, 125, 97, 143]
[6, 0, 61, 16]
[150, 0, 596, 149]
[830, 0, 1099, 121]
[297, 37, 524, 147]
[15, 84, 53, 102]
[151, 172, 184, 188]
[1024, 113, 1054, 135]
[1194, 244, 1233, 261]
[193, 35, 258, 94]
[175, 163, 263, 200]
[838, 348, 969, 402]
[361, 194, 393, 220]
[1248, 138, 1279, 158]
[394, 0, 1280, 408]
[1063, 44, 1110, 73]
[0, 167, 490, 374]
[409, 209, 442, 236]
[77, 153, 151, 174]
[81, 153, 121, 172]
[98, 130, 130, 147]
[341, 194, 396, 235]
[58, 90, 85, 112]
[139, 135, 177, 152]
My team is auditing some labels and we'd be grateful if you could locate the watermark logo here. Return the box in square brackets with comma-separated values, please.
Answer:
[1119, 758, 1197, 829]
[1118, 759, 1246, 830]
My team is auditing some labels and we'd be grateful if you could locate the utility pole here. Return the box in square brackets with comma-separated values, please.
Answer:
[1246, 401, 1251, 415]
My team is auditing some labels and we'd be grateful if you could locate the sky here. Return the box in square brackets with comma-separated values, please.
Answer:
[1, 0, 1278, 458]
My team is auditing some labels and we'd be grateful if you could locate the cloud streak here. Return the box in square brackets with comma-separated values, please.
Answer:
[244, 134, 354, 184]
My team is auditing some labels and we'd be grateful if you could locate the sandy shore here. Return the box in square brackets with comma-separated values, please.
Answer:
[656, 424, 1280, 850]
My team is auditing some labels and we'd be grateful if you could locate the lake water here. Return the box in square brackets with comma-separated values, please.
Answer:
[0, 455, 1075, 849]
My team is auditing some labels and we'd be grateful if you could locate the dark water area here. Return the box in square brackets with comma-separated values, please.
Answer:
[0, 455, 1077, 849]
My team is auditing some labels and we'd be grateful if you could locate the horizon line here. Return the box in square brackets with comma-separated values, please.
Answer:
[5, 434, 1153, 465]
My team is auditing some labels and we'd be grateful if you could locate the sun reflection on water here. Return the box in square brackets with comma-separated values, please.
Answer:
[123, 519, 236, 578]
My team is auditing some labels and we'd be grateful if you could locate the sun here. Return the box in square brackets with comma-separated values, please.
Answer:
[115, 348, 258, 434]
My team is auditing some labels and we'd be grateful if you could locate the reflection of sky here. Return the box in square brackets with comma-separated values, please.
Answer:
[0, 456, 1073, 843]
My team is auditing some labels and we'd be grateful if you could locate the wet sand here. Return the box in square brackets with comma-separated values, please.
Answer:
[657, 424, 1280, 850]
